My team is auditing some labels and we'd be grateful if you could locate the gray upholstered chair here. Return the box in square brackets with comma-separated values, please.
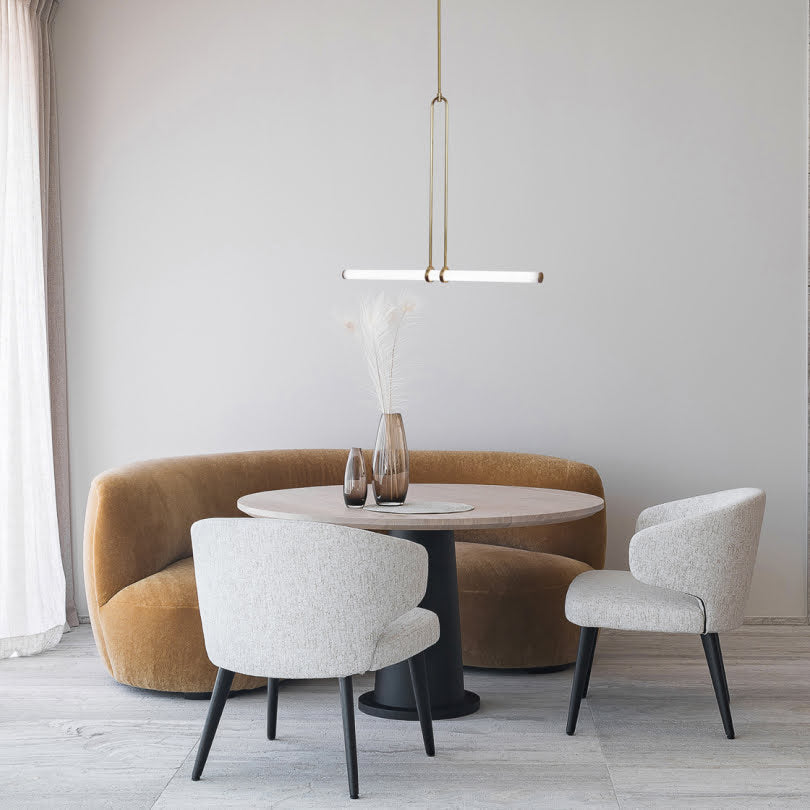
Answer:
[564, 488, 765, 739]
[190, 518, 440, 799]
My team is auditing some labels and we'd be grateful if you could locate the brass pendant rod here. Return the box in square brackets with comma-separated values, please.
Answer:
[427, 0, 450, 283]
[427, 100, 435, 279]
[341, 0, 544, 285]
[437, 0, 442, 100]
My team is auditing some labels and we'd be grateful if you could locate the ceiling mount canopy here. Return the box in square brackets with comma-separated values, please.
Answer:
[342, 0, 544, 285]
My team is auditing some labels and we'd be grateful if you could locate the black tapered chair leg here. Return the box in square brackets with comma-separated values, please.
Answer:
[339, 676, 359, 799]
[566, 627, 598, 736]
[408, 652, 435, 756]
[701, 633, 734, 739]
[710, 633, 731, 706]
[267, 678, 280, 740]
[192, 667, 235, 780]
[581, 628, 599, 699]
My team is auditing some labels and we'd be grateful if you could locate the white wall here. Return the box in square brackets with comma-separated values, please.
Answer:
[55, 0, 807, 619]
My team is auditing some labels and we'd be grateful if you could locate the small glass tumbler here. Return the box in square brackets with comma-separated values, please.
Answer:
[343, 447, 368, 508]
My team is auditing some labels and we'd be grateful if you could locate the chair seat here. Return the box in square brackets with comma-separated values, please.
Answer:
[368, 608, 440, 672]
[565, 570, 705, 633]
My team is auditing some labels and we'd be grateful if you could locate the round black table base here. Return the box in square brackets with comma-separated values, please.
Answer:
[525, 663, 574, 674]
[359, 689, 479, 721]
[358, 529, 480, 721]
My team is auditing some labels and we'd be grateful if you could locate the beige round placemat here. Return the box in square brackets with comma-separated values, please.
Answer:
[364, 501, 474, 515]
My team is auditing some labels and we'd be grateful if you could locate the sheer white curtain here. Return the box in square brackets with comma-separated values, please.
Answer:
[0, 0, 69, 658]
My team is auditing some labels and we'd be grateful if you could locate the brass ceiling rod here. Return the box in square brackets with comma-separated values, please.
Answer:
[343, 0, 544, 285]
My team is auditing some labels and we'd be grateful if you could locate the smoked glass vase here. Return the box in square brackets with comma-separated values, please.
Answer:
[372, 412, 409, 505]
[343, 447, 368, 508]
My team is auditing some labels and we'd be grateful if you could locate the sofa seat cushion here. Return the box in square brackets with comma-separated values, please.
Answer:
[456, 541, 592, 668]
[99, 557, 264, 693]
[109, 556, 199, 608]
[565, 570, 705, 634]
[458, 542, 592, 594]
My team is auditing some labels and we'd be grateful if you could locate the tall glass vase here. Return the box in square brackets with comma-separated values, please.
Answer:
[372, 412, 409, 505]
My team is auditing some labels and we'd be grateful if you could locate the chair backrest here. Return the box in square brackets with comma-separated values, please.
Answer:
[629, 488, 765, 632]
[191, 518, 428, 679]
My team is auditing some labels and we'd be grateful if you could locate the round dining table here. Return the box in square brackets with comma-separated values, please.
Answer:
[237, 482, 604, 721]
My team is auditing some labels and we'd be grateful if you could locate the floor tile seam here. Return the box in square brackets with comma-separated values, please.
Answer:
[150, 734, 198, 808]
[588, 700, 623, 809]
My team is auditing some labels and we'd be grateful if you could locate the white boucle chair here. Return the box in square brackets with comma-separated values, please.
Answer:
[564, 488, 765, 739]
[190, 518, 440, 799]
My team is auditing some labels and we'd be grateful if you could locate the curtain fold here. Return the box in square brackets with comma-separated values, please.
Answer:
[38, 0, 76, 628]
[0, 0, 74, 659]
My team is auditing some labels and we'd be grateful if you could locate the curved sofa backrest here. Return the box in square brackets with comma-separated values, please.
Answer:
[84, 450, 347, 611]
[84, 449, 606, 634]
[410, 451, 606, 568]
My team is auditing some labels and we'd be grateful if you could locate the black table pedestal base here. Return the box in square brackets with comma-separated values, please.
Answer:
[359, 529, 480, 721]
[358, 688, 479, 721]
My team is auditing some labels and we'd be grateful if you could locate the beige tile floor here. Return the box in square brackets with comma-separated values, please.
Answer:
[1, 624, 808, 808]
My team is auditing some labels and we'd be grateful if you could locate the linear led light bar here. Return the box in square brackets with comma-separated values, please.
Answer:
[342, 269, 543, 284]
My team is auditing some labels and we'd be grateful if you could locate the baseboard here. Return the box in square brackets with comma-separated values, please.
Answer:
[744, 616, 809, 625]
[78, 615, 91, 625]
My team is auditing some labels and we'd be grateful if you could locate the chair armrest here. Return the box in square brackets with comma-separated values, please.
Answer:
[363, 534, 430, 631]
[629, 491, 764, 632]
[628, 518, 706, 593]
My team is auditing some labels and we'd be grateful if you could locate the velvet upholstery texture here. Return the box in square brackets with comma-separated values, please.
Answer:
[84, 450, 606, 692]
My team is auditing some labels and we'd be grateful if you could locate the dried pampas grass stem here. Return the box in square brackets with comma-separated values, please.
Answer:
[344, 293, 416, 414]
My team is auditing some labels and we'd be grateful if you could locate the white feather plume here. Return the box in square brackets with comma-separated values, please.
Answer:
[344, 293, 417, 413]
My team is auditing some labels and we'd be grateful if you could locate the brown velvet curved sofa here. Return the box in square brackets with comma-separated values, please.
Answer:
[84, 450, 605, 693]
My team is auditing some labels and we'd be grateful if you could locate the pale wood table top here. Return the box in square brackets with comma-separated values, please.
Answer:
[237, 483, 604, 532]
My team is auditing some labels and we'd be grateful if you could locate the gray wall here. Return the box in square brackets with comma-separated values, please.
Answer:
[55, 0, 808, 618]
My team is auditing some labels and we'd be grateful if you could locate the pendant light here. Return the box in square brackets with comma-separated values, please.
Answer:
[342, 1, 543, 285]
